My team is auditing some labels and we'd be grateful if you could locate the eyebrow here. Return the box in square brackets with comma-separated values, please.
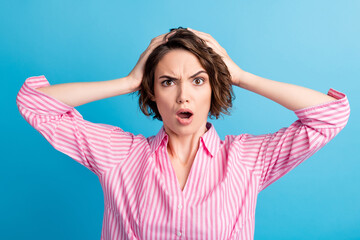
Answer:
[159, 70, 207, 80]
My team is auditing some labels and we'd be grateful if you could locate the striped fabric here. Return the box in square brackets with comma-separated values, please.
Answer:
[16, 75, 350, 240]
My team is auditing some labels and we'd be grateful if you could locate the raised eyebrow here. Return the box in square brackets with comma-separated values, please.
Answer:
[159, 70, 207, 80]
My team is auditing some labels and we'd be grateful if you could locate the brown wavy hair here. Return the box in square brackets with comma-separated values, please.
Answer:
[138, 27, 235, 121]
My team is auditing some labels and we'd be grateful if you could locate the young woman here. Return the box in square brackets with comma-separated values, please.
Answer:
[16, 27, 350, 239]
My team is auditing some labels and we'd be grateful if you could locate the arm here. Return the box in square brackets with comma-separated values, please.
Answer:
[16, 32, 172, 175]
[35, 76, 135, 107]
[231, 87, 350, 193]
[34, 31, 173, 107]
[186, 27, 337, 110]
[16, 75, 136, 176]
[231, 66, 350, 192]
[234, 70, 337, 111]
[185, 28, 350, 192]
[232, 64, 350, 193]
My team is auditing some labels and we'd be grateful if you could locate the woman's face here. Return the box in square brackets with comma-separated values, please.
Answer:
[153, 49, 212, 137]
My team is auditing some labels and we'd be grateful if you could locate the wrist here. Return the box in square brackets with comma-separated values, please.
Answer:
[233, 69, 248, 88]
[112, 76, 137, 95]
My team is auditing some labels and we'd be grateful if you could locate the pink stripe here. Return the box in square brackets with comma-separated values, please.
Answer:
[17, 75, 350, 239]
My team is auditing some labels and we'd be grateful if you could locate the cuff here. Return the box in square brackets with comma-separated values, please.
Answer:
[294, 88, 349, 115]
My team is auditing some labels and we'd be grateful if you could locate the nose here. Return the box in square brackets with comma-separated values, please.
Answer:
[176, 82, 190, 104]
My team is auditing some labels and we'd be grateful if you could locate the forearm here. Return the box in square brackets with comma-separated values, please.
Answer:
[235, 71, 337, 111]
[36, 76, 134, 107]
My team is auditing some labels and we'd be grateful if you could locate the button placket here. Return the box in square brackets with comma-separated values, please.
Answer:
[176, 198, 184, 238]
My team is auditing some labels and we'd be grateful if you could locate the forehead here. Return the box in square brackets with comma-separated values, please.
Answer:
[155, 49, 206, 77]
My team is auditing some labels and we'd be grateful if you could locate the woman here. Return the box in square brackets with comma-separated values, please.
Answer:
[16, 27, 350, 239]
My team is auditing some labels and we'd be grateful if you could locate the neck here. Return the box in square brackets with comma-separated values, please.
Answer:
[164, 123, 208, 166]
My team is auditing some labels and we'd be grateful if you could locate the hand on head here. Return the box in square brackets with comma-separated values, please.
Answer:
[127, 26, 244, 94]
[186, 28, 244, 86]
[127, 30, 178, 92]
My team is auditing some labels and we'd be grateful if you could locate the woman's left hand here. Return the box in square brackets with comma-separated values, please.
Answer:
[186, 28, 245, 86]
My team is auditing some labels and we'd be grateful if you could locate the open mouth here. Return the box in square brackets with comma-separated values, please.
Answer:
[177, 111, 193, 119]
[176, 109, 194, 125]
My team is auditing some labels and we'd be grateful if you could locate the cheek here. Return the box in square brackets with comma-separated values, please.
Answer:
[154, 93, 171, 117]
[200, 87, 212, 106]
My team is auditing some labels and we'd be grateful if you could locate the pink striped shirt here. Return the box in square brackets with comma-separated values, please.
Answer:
[16, 75, 350, 240]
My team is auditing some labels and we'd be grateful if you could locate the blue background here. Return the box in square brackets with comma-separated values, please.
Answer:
[2, 0, 359, 239]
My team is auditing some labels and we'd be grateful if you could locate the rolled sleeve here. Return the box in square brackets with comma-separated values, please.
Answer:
[235, 88, 350, 192]
[16, 75, 134, 176]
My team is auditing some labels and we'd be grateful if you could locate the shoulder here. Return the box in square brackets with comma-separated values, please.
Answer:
[110, 126, 148, 144]
[223, 132, 272, 149]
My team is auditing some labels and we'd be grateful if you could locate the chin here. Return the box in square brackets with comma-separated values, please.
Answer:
[178, 122, 206, 135]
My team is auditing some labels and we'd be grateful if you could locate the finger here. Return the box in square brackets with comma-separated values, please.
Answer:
[188, 28, 212, 39]
[149, 33, 169, 49]
[151, 32, 170, 42]
[149, 32, 173, 46]
[189, 30, 217, 47]
[189, 29, 223, 51]
[187, 29, 216, 46]
[164, 31, 177, 41]
[143, 33, 172, 59]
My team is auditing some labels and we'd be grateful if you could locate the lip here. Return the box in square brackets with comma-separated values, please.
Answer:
[176, 108, 194, 126]
[176, 114, 193, 125]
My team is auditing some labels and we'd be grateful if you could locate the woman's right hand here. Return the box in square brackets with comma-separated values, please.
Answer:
[127, 31, 176, 93]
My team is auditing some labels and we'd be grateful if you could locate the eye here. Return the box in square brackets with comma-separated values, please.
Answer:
[193, 77, 205, 85]
[161, 79, 175, 87]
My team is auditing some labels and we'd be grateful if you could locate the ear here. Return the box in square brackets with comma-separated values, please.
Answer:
[150, 94, 156, 102]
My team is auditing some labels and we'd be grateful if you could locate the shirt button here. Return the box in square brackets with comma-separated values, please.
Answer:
[177, 231, 182, 237]
[178, 204, 182, 209]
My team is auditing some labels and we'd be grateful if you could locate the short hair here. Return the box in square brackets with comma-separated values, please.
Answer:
[138, 27, 235, 121]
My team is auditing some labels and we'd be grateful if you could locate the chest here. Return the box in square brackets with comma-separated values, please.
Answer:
[170, 158, 193, 191]
[131, 150, 253, 240]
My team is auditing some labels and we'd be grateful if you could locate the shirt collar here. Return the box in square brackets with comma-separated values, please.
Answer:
[149, 122, 220, 157]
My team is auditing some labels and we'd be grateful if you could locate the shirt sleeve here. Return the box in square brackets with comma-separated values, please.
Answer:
[235, 88, 350, 193]
[16, 75, 134, 177]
